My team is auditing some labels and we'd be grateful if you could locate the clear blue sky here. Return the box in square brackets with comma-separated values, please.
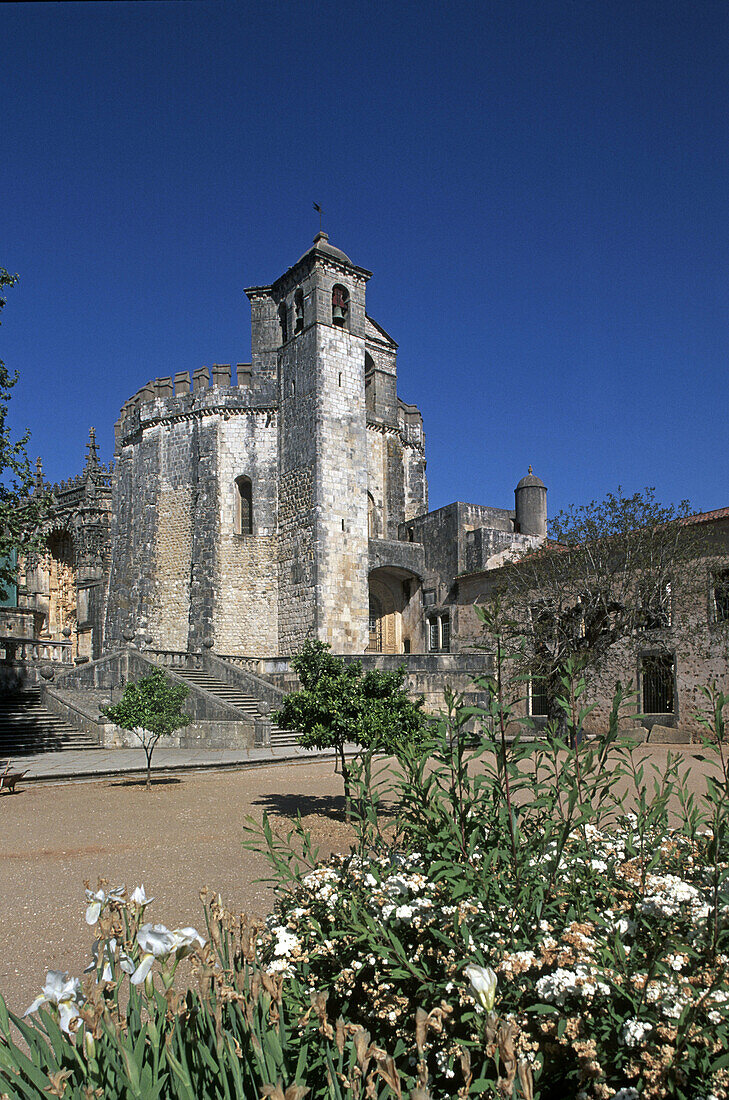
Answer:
[3, 0, 727, 518]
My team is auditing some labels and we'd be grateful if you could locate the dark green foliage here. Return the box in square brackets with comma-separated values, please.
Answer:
[0, 270, 51, 601]
[273, 640, 425, 806]
[101, 667, 190, 789]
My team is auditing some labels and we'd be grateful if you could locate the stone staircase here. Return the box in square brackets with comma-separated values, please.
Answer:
[0, 689, 99, 756]
[172, 668, 300, 748]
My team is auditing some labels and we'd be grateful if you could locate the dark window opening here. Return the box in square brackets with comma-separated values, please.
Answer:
[642, 654, 674, 714]
[236, 476, 253, 536]
[640, 583, 672, 630]
[403, 638, 411, 654]
[529, 676, 550, 717]
[294, 289, 304, 334]
[369, 594, 383, 652]
[278, 302, 288, 343]
[713, 570, 729, 622]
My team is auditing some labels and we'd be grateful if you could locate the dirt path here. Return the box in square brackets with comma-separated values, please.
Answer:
[0, 761, 353, 1014]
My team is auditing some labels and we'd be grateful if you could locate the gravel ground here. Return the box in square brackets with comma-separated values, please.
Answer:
[0, 760, 354, 1015]
[0, 746, 722, 1017]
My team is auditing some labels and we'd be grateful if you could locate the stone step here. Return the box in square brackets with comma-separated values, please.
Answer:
[172, 668, 300, 747]
[0, 690, 99, 755]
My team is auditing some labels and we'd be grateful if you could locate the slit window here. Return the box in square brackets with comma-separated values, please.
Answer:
[236, 476, 253, 536]
[294, 289, 304, 334]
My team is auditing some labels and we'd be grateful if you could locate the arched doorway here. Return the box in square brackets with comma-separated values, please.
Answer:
[367, 567, 420, 654]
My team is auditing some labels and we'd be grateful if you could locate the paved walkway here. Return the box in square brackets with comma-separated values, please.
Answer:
[3, 743, 349, 782]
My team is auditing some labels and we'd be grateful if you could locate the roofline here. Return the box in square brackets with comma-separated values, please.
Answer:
[365, 313, 399, 349]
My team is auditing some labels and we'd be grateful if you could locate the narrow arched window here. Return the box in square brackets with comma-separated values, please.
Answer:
[235, 476, 253, 536]
[278, 302, 288, 343]
[294, 289, 304, 334]
[332, 284, 349, 328]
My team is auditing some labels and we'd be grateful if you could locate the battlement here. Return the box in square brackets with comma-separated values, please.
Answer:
[122, 362, 252, 410]
[114, 363, 259, 451]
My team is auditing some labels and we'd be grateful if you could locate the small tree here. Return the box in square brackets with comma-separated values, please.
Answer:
[272, 640, 425, 811]
[101, 667, 190, 789]
[489, 486, 702, 725]
[0, 270, 50, 599]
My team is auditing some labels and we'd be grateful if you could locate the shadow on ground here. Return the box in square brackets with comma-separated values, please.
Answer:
[108, 777, 183, 787]
[251, 792, 348, 821]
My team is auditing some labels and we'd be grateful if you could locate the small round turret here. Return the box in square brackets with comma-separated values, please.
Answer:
[514, 466, 547, 537]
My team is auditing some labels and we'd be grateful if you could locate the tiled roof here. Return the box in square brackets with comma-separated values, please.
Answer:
[682, 506, 729, 526]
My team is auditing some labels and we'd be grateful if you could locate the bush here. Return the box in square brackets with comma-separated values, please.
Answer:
[3, 662, 729, 1098]
[252, 671, 729, 1098]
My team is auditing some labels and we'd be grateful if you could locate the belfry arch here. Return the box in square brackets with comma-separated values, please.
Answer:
[367, 566, 420, 654]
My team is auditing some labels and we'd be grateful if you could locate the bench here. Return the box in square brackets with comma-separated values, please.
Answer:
[0, 765, 27, 794]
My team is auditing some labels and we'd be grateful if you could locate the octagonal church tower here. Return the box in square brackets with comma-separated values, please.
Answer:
[104, 234, 428, 656]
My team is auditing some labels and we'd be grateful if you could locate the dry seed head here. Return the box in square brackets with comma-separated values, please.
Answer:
[517, 1059, 534, 1100]
[46, 1070, 72, 1098]
[353, 1026, 371, 1070]
[375, 1054, 402, 1100]
[415, 1007, 428, 1054]
[335, 1017, 346, 1056]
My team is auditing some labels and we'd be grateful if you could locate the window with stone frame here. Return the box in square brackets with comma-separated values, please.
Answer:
[278, 301, 288, 343]
[235, 476, 253, 536]
[711, 569, 729, 623]
[427, 613, 450, 653]
[640, 653, 675, 715]
[331, 284, 349, 328]
[528, 674, 550, 717]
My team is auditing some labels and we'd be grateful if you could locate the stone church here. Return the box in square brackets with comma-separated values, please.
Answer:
[5, 233, 546, 669]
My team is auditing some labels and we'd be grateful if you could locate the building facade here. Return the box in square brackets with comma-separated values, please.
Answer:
[4, 235, 541, 666]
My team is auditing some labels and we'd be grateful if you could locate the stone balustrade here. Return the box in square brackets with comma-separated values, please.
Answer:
[0, 636, 74, 664]
[143, 648, 203, 670]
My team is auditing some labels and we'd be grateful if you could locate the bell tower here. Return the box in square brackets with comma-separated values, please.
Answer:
[246, 233, 372, 653]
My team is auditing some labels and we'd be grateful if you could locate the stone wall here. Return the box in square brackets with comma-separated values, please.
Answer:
[314, 325, 369, 652]
[277, 330, 319, 653]
[216, 413, 278, 654]
[456, 526, 729, 740]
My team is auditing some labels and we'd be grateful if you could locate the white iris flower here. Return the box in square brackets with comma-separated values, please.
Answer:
[24, 971, 84, 1034]
[85, 885, 125, 926]
[131, 923, 205, 985]
[465, 963, 498, 1012]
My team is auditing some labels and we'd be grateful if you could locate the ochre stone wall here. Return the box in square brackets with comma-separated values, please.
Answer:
[150, 487, 192, 650]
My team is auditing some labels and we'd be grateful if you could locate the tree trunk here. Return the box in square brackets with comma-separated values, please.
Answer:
[339, 742, 351, 820]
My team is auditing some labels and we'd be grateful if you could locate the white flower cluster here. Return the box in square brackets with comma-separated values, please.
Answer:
[272, 927, 301, 957]
[534, 964, 610, 1005]
[641, 873, 706, 920]
[620, 1017, 653, 1048]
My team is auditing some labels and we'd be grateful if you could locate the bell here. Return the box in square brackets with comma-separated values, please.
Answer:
[332, 304, 346, 326]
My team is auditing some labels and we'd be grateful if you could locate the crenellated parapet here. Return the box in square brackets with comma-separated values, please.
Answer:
[113, 363, 267, 453]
